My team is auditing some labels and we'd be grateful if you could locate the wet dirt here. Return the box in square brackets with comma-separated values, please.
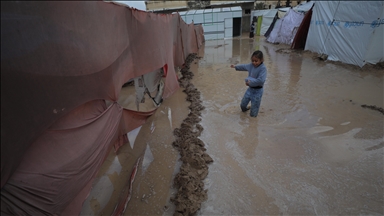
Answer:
[80, 35, 383, 216]
[361, 104, 384, 115]
[194, 36, 383, 215]
[170, 54, 213, 216]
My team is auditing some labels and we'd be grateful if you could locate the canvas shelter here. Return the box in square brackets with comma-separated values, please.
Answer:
[179, 6, 242, 40]
[277, 1, 314, 19]
[291, 5, 314, 49]
[277, 7, 290, 18]
[266, 8, 305, 44]
[250, 9, 278, 36]
[265, 1, 316, 44]
[305, 1, 384, 67]
[0, 1, 204, 215]
[262, 7, 292, 37]
[293, 1, 314, 13]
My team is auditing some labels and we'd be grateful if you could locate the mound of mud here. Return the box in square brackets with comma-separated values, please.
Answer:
[171, 54, 214, 216]
[361, 104, 384, 115]
[276, 48, 303, 54]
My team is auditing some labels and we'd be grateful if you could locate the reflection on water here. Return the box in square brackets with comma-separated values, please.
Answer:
[127, 126, 141, 149]
[80, 154, 123, 215]
[167, 107, 172, 129]
[196, 35, 383, 215]
[141, 144, 154, 174]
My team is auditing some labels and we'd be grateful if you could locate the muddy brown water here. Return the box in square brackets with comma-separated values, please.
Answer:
[80, 35, 383, 215]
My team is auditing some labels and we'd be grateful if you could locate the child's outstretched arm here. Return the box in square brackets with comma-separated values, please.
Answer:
[230, 63, 249, 71]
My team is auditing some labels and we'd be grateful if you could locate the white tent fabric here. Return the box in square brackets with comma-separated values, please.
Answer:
[250, 10, 268, 26]
[251, 10, 268, 23]
[261, 9, 278, 35]
[250, 9, 278, 35]
[305, 1, 384, 67]
[293, 1, 314, 13]
[266, 19, 282, 43]
[277, 10, 286, 18]
[277, 7, 291, 18]
[267, 9, 305, 44]
[278, 7, 290, 12]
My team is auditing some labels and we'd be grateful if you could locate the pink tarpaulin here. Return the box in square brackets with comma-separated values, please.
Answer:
[1, 1, 203, 215]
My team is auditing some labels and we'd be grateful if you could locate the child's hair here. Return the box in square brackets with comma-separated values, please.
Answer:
[252, 50, 264, 60]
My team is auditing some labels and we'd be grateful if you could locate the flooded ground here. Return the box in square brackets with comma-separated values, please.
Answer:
[80, 35, 383, 215]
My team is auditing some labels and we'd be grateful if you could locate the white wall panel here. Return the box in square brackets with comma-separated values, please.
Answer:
[204, 34, 217, 41]
[185, 15, 194, 24]
[211, 12, 218, 22]
[232, 11, 242, 17]
[217, 22, 224, 31]
[193, 14, 204, 24]
[225, 28, 232, 38]
[224, 18, 233, 28]
[218, 12, 232, 21]
[202, 24, 218, 32]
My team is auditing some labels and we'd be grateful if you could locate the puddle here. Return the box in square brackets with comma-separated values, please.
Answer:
[81, 35, 384, 215]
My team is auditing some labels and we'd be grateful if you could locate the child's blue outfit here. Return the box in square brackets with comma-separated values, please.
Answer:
[234, 62, 267, 117]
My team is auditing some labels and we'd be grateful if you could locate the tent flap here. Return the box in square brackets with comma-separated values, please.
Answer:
[0, 1, 204, 215]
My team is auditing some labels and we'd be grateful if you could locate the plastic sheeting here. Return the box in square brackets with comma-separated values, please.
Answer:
[1, 1, 204, 215]
[267, 9, 305, 44]
[305, 1, 384, 67]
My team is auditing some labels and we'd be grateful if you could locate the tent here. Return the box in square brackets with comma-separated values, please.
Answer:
[264, 13, 278, 38]
[266, 8, 305, 44]
[293, 1, 314, 13]
[1, 1, 204, 215]
[263, 2, 313, 38]
[291, 5, 314, 49]
[250, 9, 278, 36]
[277, 7, 290, 18]
[305, 1, 384, 67]
[250, 5, 306, 38]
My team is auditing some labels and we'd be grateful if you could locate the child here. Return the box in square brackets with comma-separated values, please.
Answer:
[230, 50, 267, 117]
[249, 22, 255, 38]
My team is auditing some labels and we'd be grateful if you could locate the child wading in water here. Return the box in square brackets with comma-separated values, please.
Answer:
[230, 50, 267, 117]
